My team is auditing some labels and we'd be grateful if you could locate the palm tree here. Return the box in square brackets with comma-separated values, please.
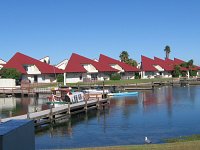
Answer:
[164, 45, 171, 59]
[119, 51, 129, 62]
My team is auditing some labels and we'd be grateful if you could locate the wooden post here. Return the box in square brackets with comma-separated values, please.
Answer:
[97, 97, 100, 109]
[27, 112, 30, 119]
[49, 106, 53, 123]
[85, 99, 88, 111]
[68, 103, 71, 115]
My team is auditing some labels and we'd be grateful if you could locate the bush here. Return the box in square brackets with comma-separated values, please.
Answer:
[56, 74, 64, 83]
[190, 70, 197, 76]
[172, 65, 181, 77]
[0, 68, 21, 80]
[135, 72, 141, 79]
[110, 73, 121, 80]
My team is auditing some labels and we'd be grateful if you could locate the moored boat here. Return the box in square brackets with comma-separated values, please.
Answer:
[47, 88, 84, 106]
[107, 91, 139, 97]
[82, 89, 110, 94]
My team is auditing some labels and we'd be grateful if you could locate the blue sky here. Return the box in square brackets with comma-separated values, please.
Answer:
[0, 0, 200, 65]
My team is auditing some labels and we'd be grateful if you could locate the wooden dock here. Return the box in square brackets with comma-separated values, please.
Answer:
[1, 97, 109, 127]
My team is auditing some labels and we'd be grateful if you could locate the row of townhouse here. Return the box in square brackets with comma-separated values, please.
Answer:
[0, 52, 200, 83]
[141, 56, 200, 79]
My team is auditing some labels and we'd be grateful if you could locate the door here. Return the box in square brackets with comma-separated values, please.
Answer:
[34, 75, 38, 82]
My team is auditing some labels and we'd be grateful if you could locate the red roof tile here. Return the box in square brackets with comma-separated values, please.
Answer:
[141, 56, 158, 72]
[154, 57, 174, 71]
[4, 52, 63, 74]
[99, 54, 140, 72]
[64, 53, 118, 73]
[174, 58, 185, 65]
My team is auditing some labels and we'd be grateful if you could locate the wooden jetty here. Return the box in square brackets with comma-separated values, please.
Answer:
[1, 96, 109, 127]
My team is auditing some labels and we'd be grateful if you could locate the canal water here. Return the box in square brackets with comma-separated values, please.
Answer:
[1, 86, 200, 149]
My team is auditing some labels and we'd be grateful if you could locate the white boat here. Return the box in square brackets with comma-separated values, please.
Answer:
[82, 89, 110, 94]
[47, 88, 84, 106]
[107, 92, 139, 97]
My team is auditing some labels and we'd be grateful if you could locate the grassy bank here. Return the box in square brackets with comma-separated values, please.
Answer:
[62, 135, 200, 150]
[71, 140, 200, 150]
[67, 78, 174, 86]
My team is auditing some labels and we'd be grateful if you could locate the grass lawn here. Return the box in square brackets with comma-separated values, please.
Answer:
[67, 78, 174, 86]
[70, 140, 200, 150]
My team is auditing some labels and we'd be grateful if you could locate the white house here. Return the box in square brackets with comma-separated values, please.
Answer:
[64, 53, 118, 83]
[3, 52, 63, 83]
[99, 54, 140, 79]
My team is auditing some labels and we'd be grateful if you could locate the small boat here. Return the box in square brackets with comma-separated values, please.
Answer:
[82, 89, 110, 94]
[47, 88, 84, 106]
[107, 91, 139, 97]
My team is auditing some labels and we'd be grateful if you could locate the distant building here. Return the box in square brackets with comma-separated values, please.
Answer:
[3, 52, 63, 83]
[141, 55, 200, 79]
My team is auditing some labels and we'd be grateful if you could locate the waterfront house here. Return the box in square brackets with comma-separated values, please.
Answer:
[99, 54, 140, 79]
[64, 53, 118, 83]
[141, 55, 160, 79]
[3, 52, 63, 83]
[154, 57, 173, 78]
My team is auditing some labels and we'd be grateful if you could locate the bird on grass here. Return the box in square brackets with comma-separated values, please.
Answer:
[145, 137, 152, 144]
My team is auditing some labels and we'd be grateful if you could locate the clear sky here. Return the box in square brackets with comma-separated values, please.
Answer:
[0, 0, 200, 65]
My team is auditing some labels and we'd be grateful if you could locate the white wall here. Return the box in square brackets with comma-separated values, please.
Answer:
[97, 73, 110, 81]
[163, 71, 172, 78]
[0, 79, 16, 88]
[23, 65, 41, 74]
[110, 64, 124, 72]
[141, 71, 156, 79]
[0, 65, 3, 70]
[142, 71, 172, 79]
[83, 64, 98, 73]
[22, 74, 56, 83]
[0, 59, 6, 64]
[40, 56, 50, 64]
[121, 72, 136, 79]
[66, 72, 111, 83]
[66, 73, 85, 83]
[56, 59, 68, 70]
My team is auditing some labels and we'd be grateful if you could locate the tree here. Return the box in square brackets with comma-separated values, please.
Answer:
[164, 45, 171, 59]
[0, 68, 21, 80]
[188, 59, 193, 67]
[119, 51, 129, 62]
[126, 58, 138, 67]
[119, 51, 138, 67]
[172, 65, 181, 77]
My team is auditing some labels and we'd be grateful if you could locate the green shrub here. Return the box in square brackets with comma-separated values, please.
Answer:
[190, 70, 197, 76]
[0, 68, 21, 80]
[56, 74, 64, 82]
[135, 72, 140, 79]
[110, 73, 121, 80]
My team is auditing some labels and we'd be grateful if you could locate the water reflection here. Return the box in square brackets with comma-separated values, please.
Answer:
[0, 96, 49, 118]
[1, 86, 200, 149]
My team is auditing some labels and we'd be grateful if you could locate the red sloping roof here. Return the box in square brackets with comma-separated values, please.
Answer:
[4, 52, 63, 74]
[174, 58, 200, 71]
[99, 54, 140, 72]
[64, 53, 118, 73]
[141, 55, 157, 72]
[174, 58, 185, 65]
[154, 57, 174, 71]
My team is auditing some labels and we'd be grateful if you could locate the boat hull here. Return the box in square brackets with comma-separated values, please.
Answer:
[107, 92, 138, 97]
